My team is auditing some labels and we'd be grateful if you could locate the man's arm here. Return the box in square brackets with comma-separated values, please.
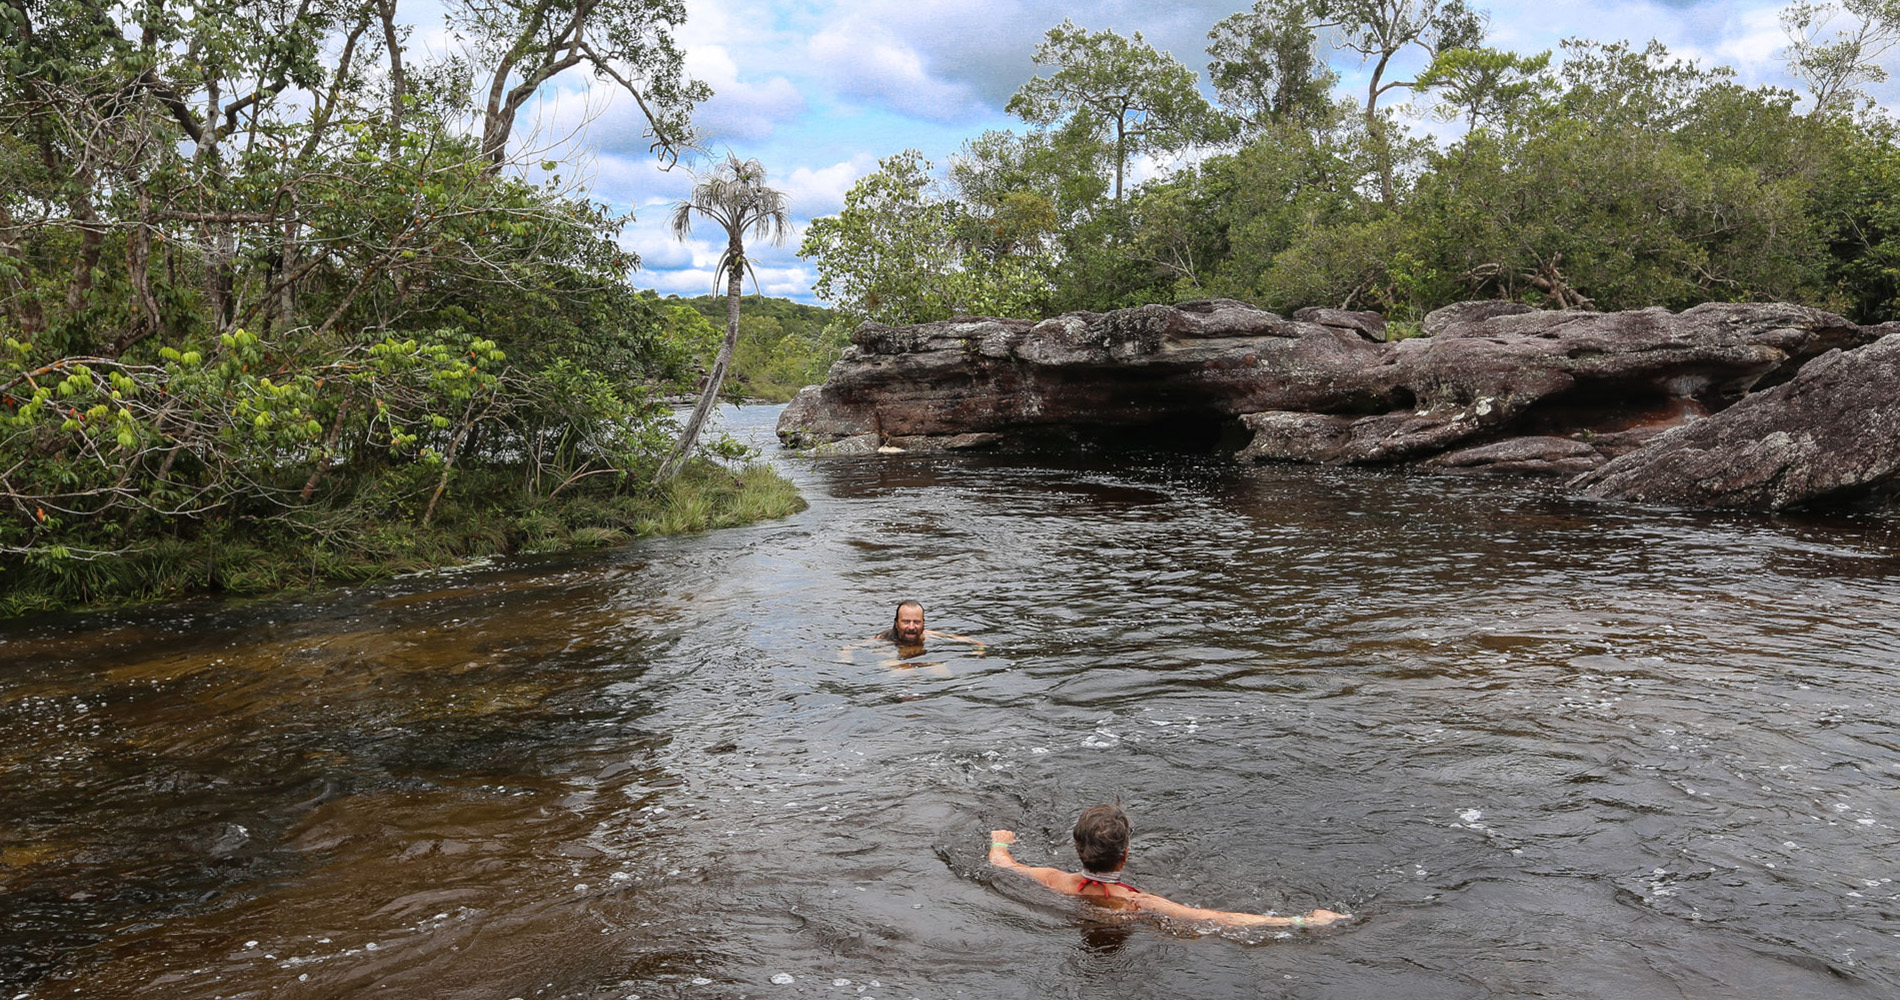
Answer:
[985, 830, 1347, 929]
[987, 830, 1074, 893]
[927, 629, 986, 654]
[1132, 891, 1349, 929]
[837, 633, 887, 662]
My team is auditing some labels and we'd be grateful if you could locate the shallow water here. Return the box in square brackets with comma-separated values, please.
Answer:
[4, 404, 1899, 999]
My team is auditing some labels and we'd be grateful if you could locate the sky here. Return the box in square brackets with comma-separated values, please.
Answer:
[471, 0, 1880, 304]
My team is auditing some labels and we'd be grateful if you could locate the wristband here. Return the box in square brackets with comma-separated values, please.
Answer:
[991, 841, 1011, 849]
[1290, 915, 1306, 928]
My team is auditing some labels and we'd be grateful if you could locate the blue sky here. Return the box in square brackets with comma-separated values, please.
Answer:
[496, 0, 1874, 304]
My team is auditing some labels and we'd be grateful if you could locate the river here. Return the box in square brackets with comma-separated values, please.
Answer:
[3, 404, 1899, 999]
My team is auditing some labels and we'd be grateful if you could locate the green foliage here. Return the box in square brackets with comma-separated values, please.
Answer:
[1006, 20, 1216, 201]
[800, 151, 1055, 326]
[1812, 118, 1900, 322]
[0, 0, 809, 613]
[669, 295, 842, 402]
[1416, 46, 1553, 130]
[0, 460, 804, 615]
[1206, 0, 1338, 135]
[800, 13, 1900, 332]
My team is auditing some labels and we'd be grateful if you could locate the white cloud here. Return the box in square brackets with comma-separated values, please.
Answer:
[686, 45, 807, 142]
[807, 24, 989, 121]
[781, 157, 877, 218]
[1711, 4, 1801, 86]
[643, 267, 722, 296]
[639, 262, 815, 299]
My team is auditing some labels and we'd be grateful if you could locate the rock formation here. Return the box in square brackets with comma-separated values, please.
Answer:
[1573, 331, 1900, 509]
[777, 299, 1892, 509]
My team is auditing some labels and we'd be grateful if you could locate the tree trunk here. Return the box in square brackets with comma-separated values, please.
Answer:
[378, 0, 405, 147]
[115, 187, 162, 356]
[1114, 116, 1126, 202]
[657, 238, 744, 481]
[0, 201, 46, 340]
[1366, 52, 1397, 206]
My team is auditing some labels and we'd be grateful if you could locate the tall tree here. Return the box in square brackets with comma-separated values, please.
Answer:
[1006, 20, 1213, 201]
[451, 0, 709, 172]
[800, 150, 1054, 327]
[1309, 0, 1485, 202]
[1415, 46, 1552, 131]
[658, 152, 789, 481]
[1780, 0, 1900, 117]
[1206, 0, 1338, 136]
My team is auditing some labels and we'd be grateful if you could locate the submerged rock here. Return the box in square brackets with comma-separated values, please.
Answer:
[1417, 437, 1606, 477]
[778, 299, 1890, 510]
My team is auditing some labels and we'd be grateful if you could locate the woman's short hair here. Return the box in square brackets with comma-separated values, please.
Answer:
[1073, 804, 1131, 872]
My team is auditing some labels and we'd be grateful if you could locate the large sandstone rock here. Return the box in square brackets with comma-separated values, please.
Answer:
[777, 299, 1883, 508]
[777, 301, 1399, 449]
[1572, 333, 1900, 509]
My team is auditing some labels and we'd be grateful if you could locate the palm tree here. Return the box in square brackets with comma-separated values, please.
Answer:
[657, 152, 791, 481]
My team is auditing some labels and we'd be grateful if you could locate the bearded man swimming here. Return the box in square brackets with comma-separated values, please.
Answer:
[838, 600, 985, 661]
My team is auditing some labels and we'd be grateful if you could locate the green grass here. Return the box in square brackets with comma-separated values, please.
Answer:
[0, 459, 806, 616]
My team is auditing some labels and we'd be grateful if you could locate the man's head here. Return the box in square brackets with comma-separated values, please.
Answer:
[1073, 804, 1131, 873]
[891, 600, 925, 643]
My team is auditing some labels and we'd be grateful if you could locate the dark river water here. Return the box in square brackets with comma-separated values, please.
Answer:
[4, 404, 1900, 1000]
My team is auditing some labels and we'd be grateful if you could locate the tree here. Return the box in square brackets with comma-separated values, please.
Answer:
[1198, 110, 1381, 301]
[1812, 118, 1900, 322]
[1553, 38, 1729, 133]
[658, 152, 788, 482]
[1415, 46, 1552, 131]
[1006, 20, 1214, 201]
[449, 0, 709, 171]
[1780, 0, 1900, 117]
[1392, 60, 1827, 314]
[1309, 0, 1485, 202]
[0, 0, 724, 592]
[801, 151, 958, 326]
[800, 150, 1053, 327]
[1206, 0, 1338, 137]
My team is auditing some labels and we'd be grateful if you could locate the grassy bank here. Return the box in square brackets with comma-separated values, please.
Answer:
[0, 461, 804, 617]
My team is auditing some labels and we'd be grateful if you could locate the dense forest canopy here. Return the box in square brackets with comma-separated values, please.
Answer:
[0, 0, 799, 610]
[800, 0, 1900, 331]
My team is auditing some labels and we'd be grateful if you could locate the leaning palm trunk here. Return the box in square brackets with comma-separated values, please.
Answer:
[655, 153, 789, 483]
[659, 240, 746, 480]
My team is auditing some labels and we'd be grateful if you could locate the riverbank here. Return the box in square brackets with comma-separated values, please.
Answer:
[0, 459, 804, 617]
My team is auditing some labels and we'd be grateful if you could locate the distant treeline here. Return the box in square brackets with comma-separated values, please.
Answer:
[664, 295, 843, 403]
[801, 1, 1900, 331]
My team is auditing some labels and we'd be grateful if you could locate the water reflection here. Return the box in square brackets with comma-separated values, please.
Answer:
[3, 405, 1899, 999]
